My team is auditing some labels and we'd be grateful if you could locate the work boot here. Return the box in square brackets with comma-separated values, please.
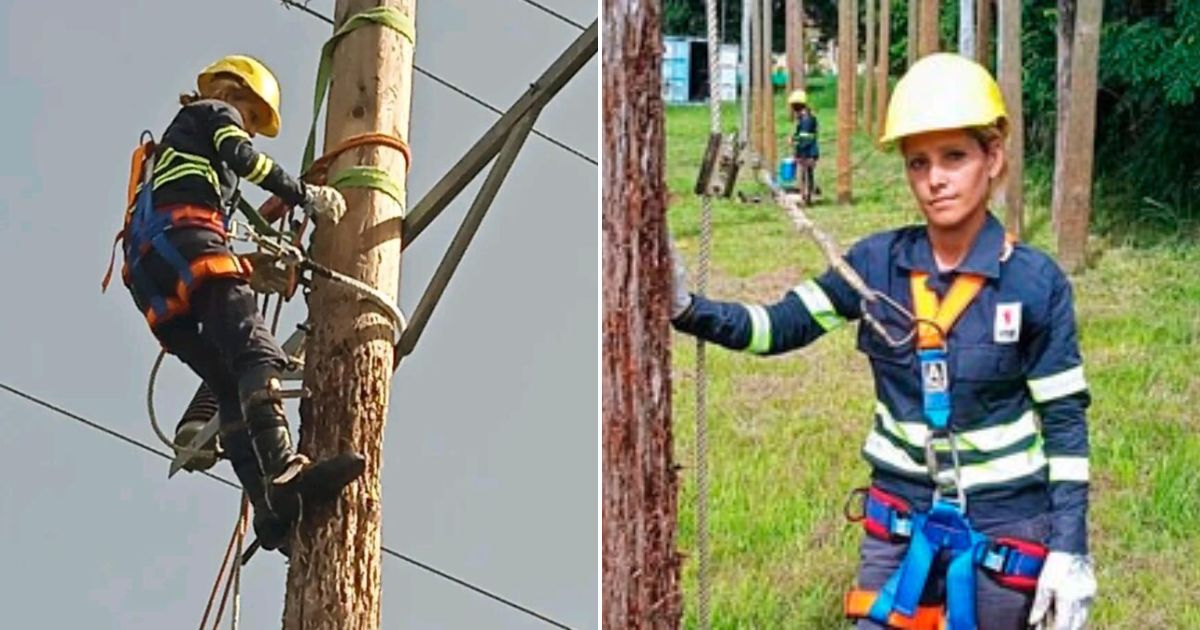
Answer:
[241, 365, 366, 525]
[174, 419, 219, 472]
[223, 429, 292, 555]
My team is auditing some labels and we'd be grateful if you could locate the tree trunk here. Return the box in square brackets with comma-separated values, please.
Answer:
[281, 0, 414, 628]
[919, 0, 940, 56]
[763, 0, 778, 171]
[864, 0, 877, 135]
[786, 0, 799, 93]
[875, 0, 891, 141]
[1056, 0, 1103, 271]
[799, 0, 808, 89]
[998, 0, 1023, 236]
[1051, 0, 1076, 234]
[908, 0, 921, 66]
[837, 0, 855, 203]
[601, 1, 682, 626]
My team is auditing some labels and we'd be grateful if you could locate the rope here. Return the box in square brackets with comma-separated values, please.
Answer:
[695, 0, 721, 627]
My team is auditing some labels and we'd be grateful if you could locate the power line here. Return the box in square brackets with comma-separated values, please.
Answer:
[279, 0, 597, 166]
[515, 0, 588, 30]
[0, 380, 576, 630]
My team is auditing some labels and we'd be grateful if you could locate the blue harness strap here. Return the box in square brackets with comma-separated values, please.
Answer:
[859, 490, 1047, 630]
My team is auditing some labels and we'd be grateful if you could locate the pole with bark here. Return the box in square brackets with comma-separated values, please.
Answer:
[997, 0, 1024, 237]
[763, 0, 778, 171]
[875, 0, 892, 140]
[1055, 0, 1103, 271]
[601, 0, 682, 626]
[864, 0, 877, 135]
[919, 0, 940, 56]
[282, 0, 414, 628]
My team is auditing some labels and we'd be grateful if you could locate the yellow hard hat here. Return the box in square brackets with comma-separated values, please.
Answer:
[880, 53, 1007, 145]
[788, 89, 808, 106]
[198, 55, 282, 137]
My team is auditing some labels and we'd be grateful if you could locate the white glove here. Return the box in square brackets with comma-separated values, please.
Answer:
[1029, 551, 1097, 630]
[303, 184, 346, 225]
[668, 233, 692, 320]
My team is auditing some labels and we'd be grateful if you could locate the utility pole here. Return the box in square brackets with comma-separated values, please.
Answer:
[907, 0, 920, 67]
[875, 0, 892, 140]
[1055, 0, 1103, 271]
[919, 0, 941, 56]
[837, 0, 856, 203]
[998, 0, 1024, 237]
[763, 0, 777, 171]
[864, 0, 877, 135]
[741, 0, 752, 147]
[976, 0, 993, 67]
[282, 0, 414, 628]
[602, 0, 682, 626]
[751, 0, 764, 160]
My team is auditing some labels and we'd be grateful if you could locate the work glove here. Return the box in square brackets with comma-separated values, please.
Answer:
[302, 184, 347, 226]
[1028, 551, 1097, 630]
[668, 233, 692, 320]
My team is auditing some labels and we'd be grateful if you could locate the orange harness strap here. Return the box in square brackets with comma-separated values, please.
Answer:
[845, 589, 947, 630]
[144, 253, 250, 328]
[910, 272, 985, 350]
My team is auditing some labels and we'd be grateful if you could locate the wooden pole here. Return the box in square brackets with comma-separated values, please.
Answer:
[919, 0, 940, 56]
[602, 0, 682, 626]
[865, 0, 877, 135]
[959, 0, 976, 57]
[752, 0, 764, 159]
[998, 0, 1024, 236]
[741, 0, 753, 146]
[1051, 0, 1075, 234]
[1056, 0, 1103, 271]
[907, 0, 920, 67]
[976, 0, 993, 67]
[787, 0, 800, 93]
[281, 0, 414, 628]
[875, 0, 892, 141]
[837, 0, 855, 203]
[764, 0, 778, 171]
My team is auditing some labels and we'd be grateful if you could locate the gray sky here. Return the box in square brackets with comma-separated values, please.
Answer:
[0, 1, 597, 628]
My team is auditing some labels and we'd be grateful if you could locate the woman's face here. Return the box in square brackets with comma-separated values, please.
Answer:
[900, 128, 1002, 231]
[228, 92, 266, 138]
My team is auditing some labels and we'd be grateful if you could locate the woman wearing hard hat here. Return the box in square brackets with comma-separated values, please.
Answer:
[669, 53, 1096, 629]
[788, 89, 820, 204]
[108, 55, 364, 555]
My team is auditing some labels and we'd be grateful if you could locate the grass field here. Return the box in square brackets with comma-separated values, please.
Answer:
[666, 77, 1200, 628]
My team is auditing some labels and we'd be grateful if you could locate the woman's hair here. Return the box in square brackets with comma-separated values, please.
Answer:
[179, 73, 247, 107]
[967, 119, 1009, 193]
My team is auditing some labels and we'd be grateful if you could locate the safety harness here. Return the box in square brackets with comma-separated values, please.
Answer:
[102, 132, 251, 328]
[844, 236, 1047, 630]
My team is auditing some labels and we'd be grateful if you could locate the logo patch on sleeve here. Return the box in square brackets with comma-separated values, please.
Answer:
[994, 302, 1022, 343]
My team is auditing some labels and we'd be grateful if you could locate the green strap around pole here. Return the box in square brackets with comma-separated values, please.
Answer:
[329, 166, 407, 216]
[301, 6, 417, 173]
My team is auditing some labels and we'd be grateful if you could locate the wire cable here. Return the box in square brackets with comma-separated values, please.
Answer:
[0, 380, 576, 629]
[279, 0, 597, 166]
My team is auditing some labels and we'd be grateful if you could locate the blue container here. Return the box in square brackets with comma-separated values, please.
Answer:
[779, 157, 797, 184]
[662, 37, 690, 104]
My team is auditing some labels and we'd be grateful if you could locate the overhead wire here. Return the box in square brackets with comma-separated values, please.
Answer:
[279, 0, 597, 166]
[0, 380, 576, 630]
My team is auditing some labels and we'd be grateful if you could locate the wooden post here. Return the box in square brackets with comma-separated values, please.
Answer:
[763, 0, 778, 171]
[281, 0, 414, 628]
[741, 0, 753, 146]
[786, 0, 799, 93]
[976, 0, 993, 67]
[960, 0, 976, 57]
[998, 0, 1023, 236]
[864, 0, 877, 135]
[751, 0, 764, 159]
[875, 0, 891, 141]
[837, 0, 855, 203]
[907, 0, 920, 67]
[602, 0, 682, 626]
[919, 0, 940, 56]
[1051, 0, 1075, 234]
[799, 0, 808, 90]
[1055, 0, 1103, 271]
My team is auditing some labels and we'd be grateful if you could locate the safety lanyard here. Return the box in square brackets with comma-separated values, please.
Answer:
[909, 271, 985, 431]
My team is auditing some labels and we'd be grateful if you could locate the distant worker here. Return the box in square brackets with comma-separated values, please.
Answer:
[672, 54, 1096, 629]
[789, 89, 820, 204]
[105, 55, 365, 554]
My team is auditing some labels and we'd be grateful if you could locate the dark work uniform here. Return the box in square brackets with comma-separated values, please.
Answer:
[129, 99, 309, 454]
[792, 111, 819, 197]
[672, 215, 1090, 628]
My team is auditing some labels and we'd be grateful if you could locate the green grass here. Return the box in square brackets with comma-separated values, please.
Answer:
[667, 78, 1200, 628]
